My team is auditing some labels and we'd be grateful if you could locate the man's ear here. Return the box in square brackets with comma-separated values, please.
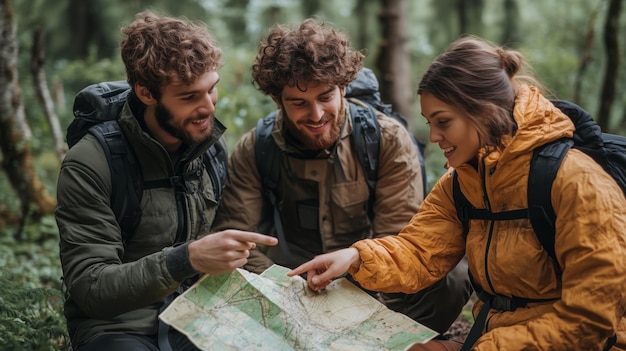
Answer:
[134, 84, 156, 105]
[339, 86, 346, 97]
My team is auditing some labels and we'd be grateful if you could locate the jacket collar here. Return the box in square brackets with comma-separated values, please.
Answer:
[118, 95, 226, 166]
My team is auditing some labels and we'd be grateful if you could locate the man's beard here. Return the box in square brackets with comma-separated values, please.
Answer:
[155, 101, 213, 145]
[282, 108, 344, 150]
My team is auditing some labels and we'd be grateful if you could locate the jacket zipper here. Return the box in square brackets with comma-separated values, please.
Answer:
[482, 163, 497, 295]
[174, 192, 188, 243]
[172, 159, 190, 244]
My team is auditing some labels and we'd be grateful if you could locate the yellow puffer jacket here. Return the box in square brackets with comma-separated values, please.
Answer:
[350, 85, 626, 350]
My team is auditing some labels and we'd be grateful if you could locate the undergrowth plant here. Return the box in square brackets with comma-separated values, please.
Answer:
[0, 217, 69, 351]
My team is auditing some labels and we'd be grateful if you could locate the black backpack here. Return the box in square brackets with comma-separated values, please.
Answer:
[68, 81, 227, 244]
[455, 99, 625, 351]
[254, 67, 427, 261]
[344, 67, 428, 196]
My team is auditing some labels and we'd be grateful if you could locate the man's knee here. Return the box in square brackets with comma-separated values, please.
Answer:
[444, 257, 472, 303]
[379, 258, 472, 334]
[74, 333, 159, 351]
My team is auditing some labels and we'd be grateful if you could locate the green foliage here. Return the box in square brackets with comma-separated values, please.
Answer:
[0, 175, 19, 214]
[58, 53, 126, 100]
[0, 221, 68, 351]
[216, 47, 276, 149]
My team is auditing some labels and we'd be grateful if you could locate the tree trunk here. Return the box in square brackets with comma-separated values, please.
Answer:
[31, 27, 67, 162]
[597, 0, 621, 132]
[457, 0, 484, 36]
[376, 0, 413, 126]
[501, 0, 521, 46]
[65, 0, 116, 59]
[0, 0, 56, 232]
[573, 9, 599, 105]
[355, 0, 370, 51]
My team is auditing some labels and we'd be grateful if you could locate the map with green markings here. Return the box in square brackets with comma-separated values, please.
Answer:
[159, 265, 438, 351]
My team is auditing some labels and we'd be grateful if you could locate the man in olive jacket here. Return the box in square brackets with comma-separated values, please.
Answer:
[212, 18, 472, 335]
[56, 11, 277, 351]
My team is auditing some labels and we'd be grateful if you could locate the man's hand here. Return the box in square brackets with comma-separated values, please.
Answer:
[287, 248, 361, 291]
[188, 230, 278, 274]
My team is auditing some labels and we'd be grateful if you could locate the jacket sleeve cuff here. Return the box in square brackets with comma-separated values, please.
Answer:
[165, 242, 198, 282]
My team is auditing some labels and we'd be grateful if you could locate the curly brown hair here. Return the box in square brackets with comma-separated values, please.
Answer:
[120, 11, 222, 98]
[251, 18, 365, 98]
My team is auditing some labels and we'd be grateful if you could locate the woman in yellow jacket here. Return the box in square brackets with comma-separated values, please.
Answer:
[289, 35, 626, 351]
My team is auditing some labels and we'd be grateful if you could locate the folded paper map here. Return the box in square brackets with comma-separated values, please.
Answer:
[159, 264, 437, 350]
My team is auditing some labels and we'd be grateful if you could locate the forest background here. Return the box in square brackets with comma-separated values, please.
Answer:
[1, 0, 625, 350]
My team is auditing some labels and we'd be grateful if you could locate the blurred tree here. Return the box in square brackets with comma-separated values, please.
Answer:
[376, 0, 413, 122]
[31, 27, 66, 162]
[0, 0, 56, 234]
[573, 8, 599, 105]
[458, 0, 484, 36]
[597, 0, 622, 131]
[500, 0, 520, 46]
[430, 0, 459, 47]
[355, 0, 371, 50]
[65, 0, 118, 59]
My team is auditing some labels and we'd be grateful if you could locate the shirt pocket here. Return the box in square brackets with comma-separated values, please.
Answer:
[329, 181, 371, 238]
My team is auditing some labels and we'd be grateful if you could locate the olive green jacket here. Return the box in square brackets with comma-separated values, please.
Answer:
[56, 100, 226, 346]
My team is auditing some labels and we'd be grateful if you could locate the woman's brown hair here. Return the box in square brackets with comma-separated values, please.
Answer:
[418, 35, 540, 148]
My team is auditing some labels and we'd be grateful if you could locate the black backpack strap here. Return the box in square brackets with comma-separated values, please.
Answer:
[88, 120, 142, 245]
[452, 171, 470, 237]
[203, 137, 228, 204]
[254, 113, 295, 263]
[528, 138, 573, 272]
[453, 170, 527, 236]
[415, 136, 429, 195]
[349, 101, 380, 191]
[461, 282, 559, 351]
[349, 101, 380, 219]
[255, 112, 280, 193]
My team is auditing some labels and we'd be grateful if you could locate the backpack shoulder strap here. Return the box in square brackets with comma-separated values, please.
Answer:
[349, 100, 381, 220]
[88, 120, 142, 245]
[253, 111, 296, 262]
[203, 136, 228, 204]
[255, 111, 280, 192]
[349, 96, 429, 197]
[452, 171, 471, 237]
[453, 170, 527, 234]
[349, 100, 380, 195]
[528, 138, 573, 270]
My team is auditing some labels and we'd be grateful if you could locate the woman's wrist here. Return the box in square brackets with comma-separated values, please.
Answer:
[348, 247, 361, 269]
